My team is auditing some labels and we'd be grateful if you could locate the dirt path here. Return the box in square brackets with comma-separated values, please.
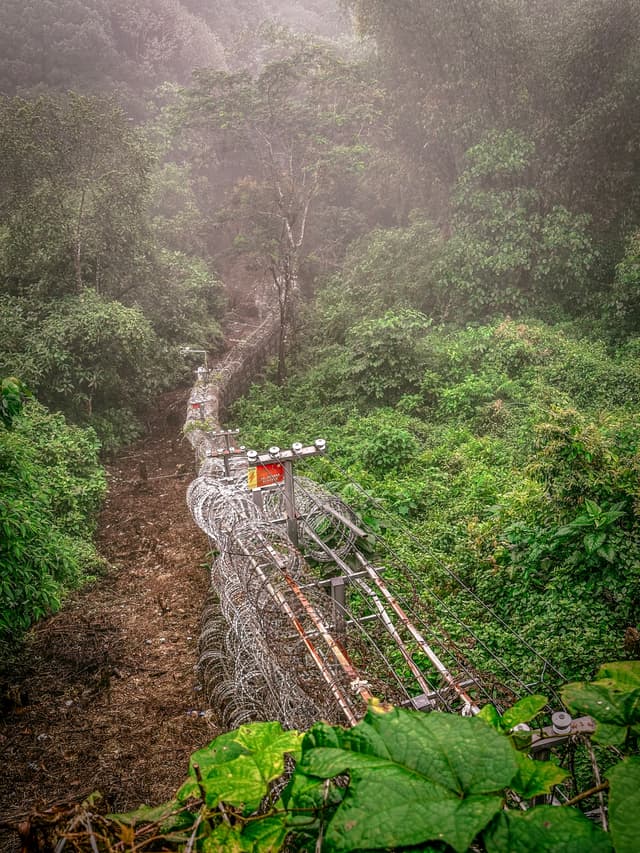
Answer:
[0, 389, 214, 850]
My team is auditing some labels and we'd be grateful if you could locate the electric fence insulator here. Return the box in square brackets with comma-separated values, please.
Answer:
[552, 711, 572, 735]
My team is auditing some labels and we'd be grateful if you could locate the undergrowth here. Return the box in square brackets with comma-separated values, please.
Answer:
[0, 381, 106, 645]
[18, 661, 640, 852]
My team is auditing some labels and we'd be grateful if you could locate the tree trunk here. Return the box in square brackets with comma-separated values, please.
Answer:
[74, 186, 87, 292]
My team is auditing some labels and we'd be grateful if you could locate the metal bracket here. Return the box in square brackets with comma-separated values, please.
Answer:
[205, 429, 245, 475]
[530, 715, 595, 753]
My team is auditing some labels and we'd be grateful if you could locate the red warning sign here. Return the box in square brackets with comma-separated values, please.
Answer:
[248, 462, 285, 490]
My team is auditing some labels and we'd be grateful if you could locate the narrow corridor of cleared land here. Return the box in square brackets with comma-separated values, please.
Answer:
[0, 389, 214, 850]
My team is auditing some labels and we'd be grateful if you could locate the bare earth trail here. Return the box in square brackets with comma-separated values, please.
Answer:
[0, 391, 216, 850]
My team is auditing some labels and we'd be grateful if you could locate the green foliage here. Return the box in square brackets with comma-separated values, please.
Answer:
[0, 393, 105, 644]
[0, 376, 31, 429]
[88, 408, 144, 456]
[112, 721, 302, 851]
[437, 132, 595, 320]
[313, 130, 596, 328]
[148, 163, 207, 256]
[135, 250, 225, 346]
[478, 694, 547, 736]
[348, 0, 640, 236]
[562, 662, 640, 747]
[348, 309, 432, 405]
[315, 221, 443, 339]
[0, 290, 164, 425]
[108, 663, 640, 851]
[607, 757, 640, 853]
[174, 31, 388, 368]
[609, 230, 640, 334]
[299, 705, 515, 852]
[0, 94, 152, 299]
[360, 424, 419, 474]
[509, 753, 569, 800]
[555, 499, 626, 568]
[0, 93, 225, 446]
[346, 0, 528, 215]
[0, 0, 226, 106]
[235, 317, 640, 684]
[485, 807, 612, 853]
[176, 722, 302, 811]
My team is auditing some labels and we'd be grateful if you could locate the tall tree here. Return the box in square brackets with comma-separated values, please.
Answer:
[0, 0, 226, 108]
[177, 36, 384, 379]
[109, 0, 226, 83]
[0, 94, 152, 299]
[348, 0, 640, 237]
[527, 0, 640, 230]
[0, 0, 117, 96]
[0, 93, 224, 434]
[347, 0, 529, 213]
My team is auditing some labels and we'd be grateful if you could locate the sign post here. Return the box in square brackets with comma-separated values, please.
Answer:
[246, 439, 327, 549]
[282, 460, 298, 548]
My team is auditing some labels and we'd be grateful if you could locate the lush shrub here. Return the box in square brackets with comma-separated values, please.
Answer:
[134, 250, 226, 346]
[314, 219, 443, 340]
[0, 393, 106, 644]
[234, 317, 640, 685]
[0, 290, 177, 445]
[348, 309, 432, 406]
[108, 662, 640, 852]
[609, 229, 640, 334]
[436, 132, 595, 321]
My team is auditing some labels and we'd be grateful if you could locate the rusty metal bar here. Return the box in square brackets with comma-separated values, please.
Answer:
[298, 490, 368, 538]
[355, 553, 480, 714]
[280, 570, 374, 708]
[299, 520, 437, 698]
[237, 541, 358, 725]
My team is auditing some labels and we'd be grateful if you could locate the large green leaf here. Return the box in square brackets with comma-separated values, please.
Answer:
[280, 767, 345, 829]
[561, 661, 640, 746]
[510, 752, 569, 798]
[501, 695, 548, 730]
[201, 816, 288, 852]
[484, 806, 613, 852]
[299, 705, 517, 852]
[177, 722, 302, 813]
[597, 661, 640, 691]
[202, 826, 248, 853]
[241, 815, 289, 850]
[607, 756, 640, 853]
[330, 772, 501, 853]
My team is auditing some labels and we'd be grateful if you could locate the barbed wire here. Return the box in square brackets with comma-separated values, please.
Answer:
[182, 320, 568, 730]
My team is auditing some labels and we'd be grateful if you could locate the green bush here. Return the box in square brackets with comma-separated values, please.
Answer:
[0, 290, 177, 445]
[348, 309, 432, 406]
[436, 132, 595, 321]
[314, 219, 443, 340]
[0, 392, 106, 644]
[234, 316, 640, 685]
[609, 230, 640, 334]
[110, 662, 640, 852]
